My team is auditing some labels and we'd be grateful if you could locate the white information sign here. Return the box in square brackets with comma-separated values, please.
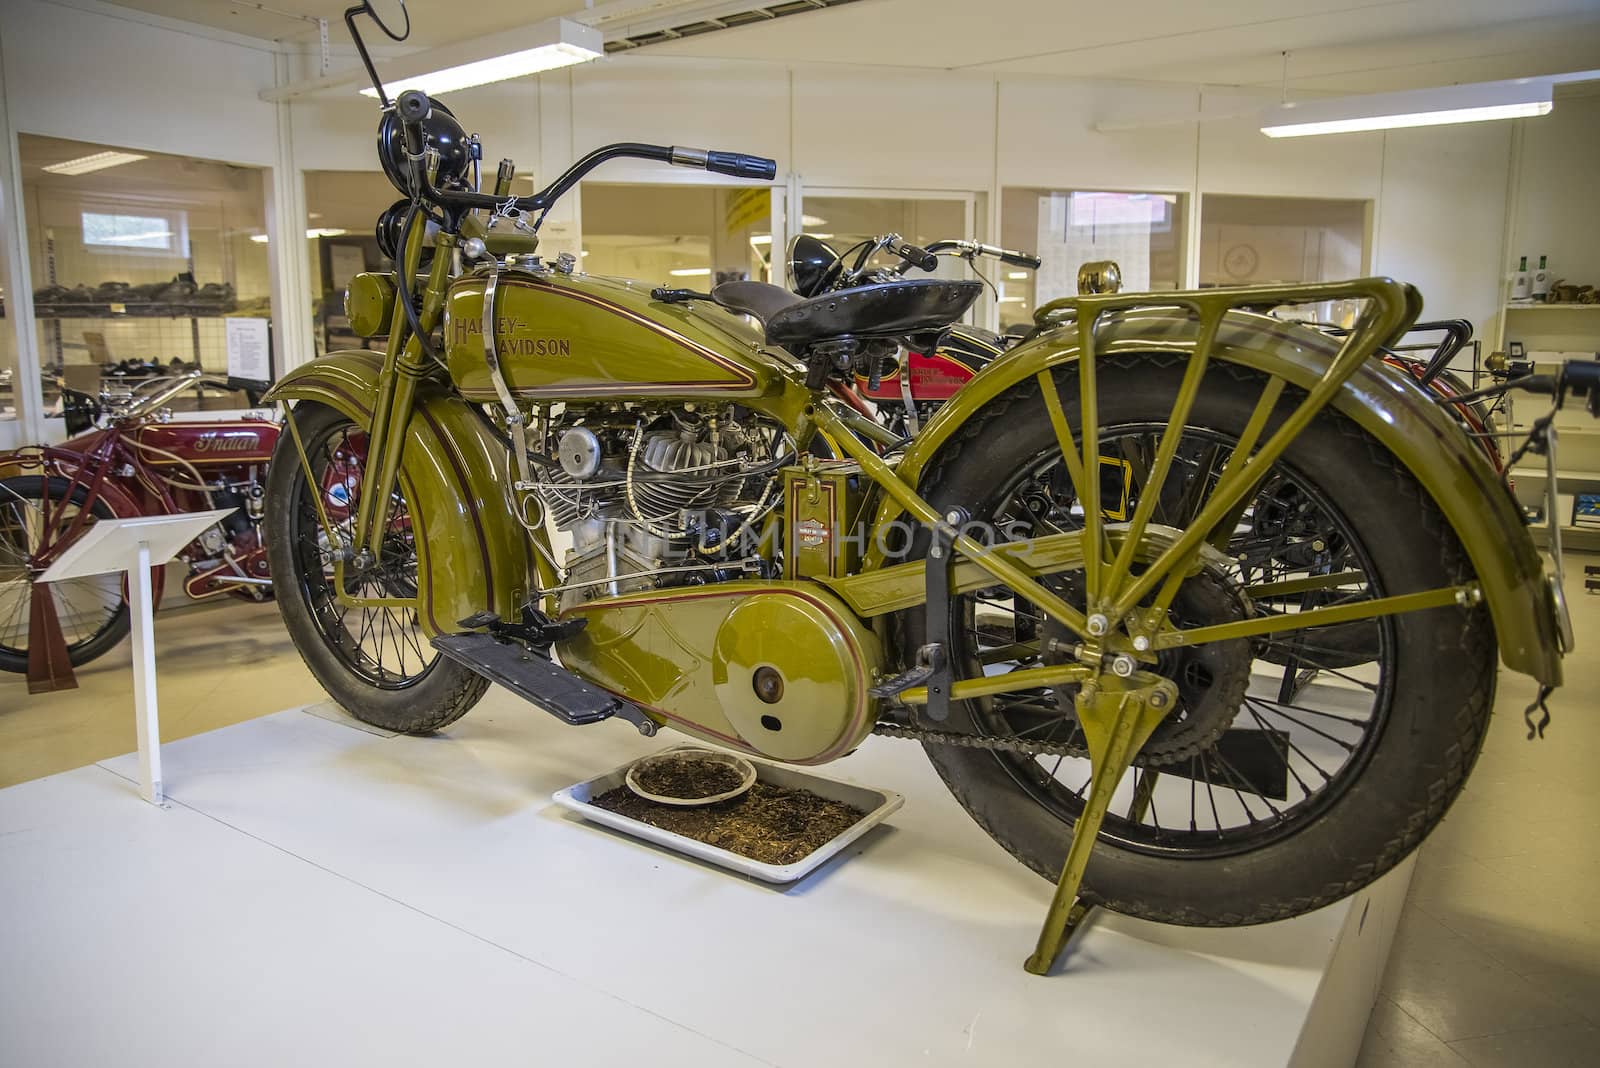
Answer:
[225, 317, 272, 381]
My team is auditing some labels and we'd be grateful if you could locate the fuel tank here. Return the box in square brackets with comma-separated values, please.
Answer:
[444, 266, 783, 402]
[854, 325, 1005, 403]
[128, 419, 279, 467]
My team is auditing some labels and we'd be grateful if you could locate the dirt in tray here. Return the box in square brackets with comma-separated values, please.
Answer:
[592, 779, 867, 866]
[630, 755, 746, 799]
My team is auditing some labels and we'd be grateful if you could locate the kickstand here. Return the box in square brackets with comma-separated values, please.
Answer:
[1024, 675, 1176, 976]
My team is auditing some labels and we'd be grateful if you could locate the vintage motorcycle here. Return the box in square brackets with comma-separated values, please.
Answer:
[777, 232, 1035, 438]
[267, 0, 1583, 975]
[0, 371, 277, 676]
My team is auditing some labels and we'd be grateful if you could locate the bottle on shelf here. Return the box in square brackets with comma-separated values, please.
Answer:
[1532, 255, 1552, 300]
[1511, 256, 1532, 301]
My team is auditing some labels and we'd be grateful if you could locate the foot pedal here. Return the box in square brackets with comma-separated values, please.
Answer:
[432, 632, 656, 735]
[458, 607, 587, 650]
[869, 643, 945, 699]
[1586, 565, 1600, 594]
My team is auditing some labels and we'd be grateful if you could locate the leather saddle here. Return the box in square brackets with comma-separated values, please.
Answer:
[712, 278, 983, 351]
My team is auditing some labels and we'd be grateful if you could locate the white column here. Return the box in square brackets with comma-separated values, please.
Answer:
[0, 16, 46, 442]
[127, 541, 163, 805]
[268, 50, 315, 375]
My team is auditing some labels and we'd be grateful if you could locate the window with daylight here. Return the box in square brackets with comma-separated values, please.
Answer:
[1000, 188, 1186, 331]
[80, 210, 179, 253]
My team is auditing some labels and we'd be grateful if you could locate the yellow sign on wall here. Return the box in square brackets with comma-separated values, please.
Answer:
[724, 188, 770, 236]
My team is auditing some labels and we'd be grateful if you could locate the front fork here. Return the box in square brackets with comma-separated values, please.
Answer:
[353, 218, 457, 565]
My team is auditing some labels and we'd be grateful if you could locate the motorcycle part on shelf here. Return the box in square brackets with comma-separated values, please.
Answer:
[557, 583, 881, 764]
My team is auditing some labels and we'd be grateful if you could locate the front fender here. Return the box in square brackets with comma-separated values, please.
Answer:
[265, 351, 537, 636]
[887, 308, 1561, 685]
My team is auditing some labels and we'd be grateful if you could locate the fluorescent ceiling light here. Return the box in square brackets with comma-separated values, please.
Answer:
[669, 267, 711, 277]
[98, 230, 173, 244]
[44, 151, 146, 176]
[250, 228, 349, 243]
[1261, 78, 1553, 138]
[749, 235, 772, 246]
[998, 297, 1027, 304]
[361, 18, 602, 99]
[800, 215, 827, 227]
[1007, 271, 1029, 280]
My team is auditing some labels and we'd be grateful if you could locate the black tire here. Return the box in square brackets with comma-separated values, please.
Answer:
[265, 402, 487, 733]
[0, 476, 131, 672]
[907, 355, 1495, 926]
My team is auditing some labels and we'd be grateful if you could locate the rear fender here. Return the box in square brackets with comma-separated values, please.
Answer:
[264, 351, 539, 636]
[882, 309, 1562, 685]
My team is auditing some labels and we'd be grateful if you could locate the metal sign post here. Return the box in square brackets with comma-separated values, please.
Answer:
[38, 509, 236, 805]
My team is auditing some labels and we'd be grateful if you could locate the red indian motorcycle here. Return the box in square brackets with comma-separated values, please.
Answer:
[0, 372, 280, 674]
[801, 235, 1505, 471]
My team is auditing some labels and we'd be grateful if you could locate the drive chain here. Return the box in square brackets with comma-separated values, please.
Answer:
[871, 720, 1089, 758]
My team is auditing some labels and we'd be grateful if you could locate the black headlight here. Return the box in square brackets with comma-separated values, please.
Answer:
[376, 97, 471, 194]
[786, 234, 843, 298]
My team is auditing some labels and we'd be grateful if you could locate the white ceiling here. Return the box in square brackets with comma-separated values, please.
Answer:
[103, 0, 1600, 92]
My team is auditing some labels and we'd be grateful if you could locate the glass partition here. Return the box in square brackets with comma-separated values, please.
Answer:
[18, 134, 272, 415]
[303, 170, 396, 356]
[1001, 188, 1184, 332]
[1199, 194, 1371, 324]
[581, 183, 774, 288]
[796, 194, 968, 271]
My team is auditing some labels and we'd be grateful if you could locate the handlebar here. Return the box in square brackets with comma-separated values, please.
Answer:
[392, 89, 776, 217]
[922, 239, 1042, 271]
[892, 240, 938, 273]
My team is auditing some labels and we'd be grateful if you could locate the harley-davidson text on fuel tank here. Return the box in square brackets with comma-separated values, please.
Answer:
[451, 315, 573, 357]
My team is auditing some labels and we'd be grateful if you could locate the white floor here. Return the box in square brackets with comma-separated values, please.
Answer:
[0, 692, 1411, 1068]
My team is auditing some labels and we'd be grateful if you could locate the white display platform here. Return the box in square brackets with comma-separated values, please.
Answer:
[0, 696, 1411, 1067]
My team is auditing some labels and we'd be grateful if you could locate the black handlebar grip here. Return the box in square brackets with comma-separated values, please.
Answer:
[896, 242, 939, 273]
[1003, 250, 1043, 270]
[395, 90, 432, 156]
[705, 150, 778, 181]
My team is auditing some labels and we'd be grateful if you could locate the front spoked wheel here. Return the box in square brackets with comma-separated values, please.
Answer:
[265, 402, 487, 733]
[910, 355, 1495, 926]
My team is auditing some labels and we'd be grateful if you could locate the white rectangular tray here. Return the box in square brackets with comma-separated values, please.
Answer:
[551, 748, 903, 884]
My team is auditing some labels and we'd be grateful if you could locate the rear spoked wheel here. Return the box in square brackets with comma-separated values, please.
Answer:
[0, 476, 131, 673]
[265, 402, 487, 733]
[910, 355, 1495, 926]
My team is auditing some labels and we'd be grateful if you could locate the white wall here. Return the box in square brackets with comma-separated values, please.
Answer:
[1, 0, 278, 166]
[1373, 121, 1515, 344]
[1510, 91, 1600, 287]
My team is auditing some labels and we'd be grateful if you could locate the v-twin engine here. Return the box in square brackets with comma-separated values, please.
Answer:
[534, 406, 780, 608]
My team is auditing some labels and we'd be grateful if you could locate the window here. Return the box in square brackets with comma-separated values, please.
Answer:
[20, 134, 272, 415]
[1001, 188, 1186, 331]
[1198, 194, 1371, 325]
[80, 210, 178, 252]
[581, 183, 774, 286]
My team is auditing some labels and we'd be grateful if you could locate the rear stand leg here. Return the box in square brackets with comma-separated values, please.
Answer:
[1024, 675, 1177, 976]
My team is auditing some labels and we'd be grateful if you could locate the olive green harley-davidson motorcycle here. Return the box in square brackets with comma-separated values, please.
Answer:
[269, 1, 1587, 974]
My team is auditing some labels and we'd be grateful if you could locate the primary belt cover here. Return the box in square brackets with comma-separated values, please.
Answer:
[762, 279, 983, 350]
